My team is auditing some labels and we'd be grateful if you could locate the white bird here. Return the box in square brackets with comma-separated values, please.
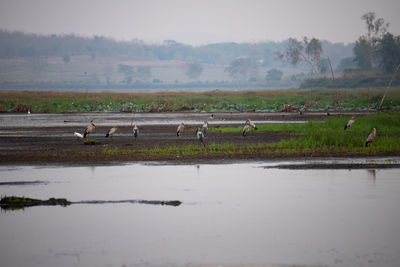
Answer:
[196, 127, 205, 145]
[246, 119, 258, 130]
[177, 123, 185, 137]
[73, 132, 84, 138]
[133, 124, 139, 138]
[365, 128, 376, 147]
[27, 109, 31, 115]
[242, 124, 250, 136]
[83, 120, 96, 140]
[202, 121, 208, 136]
[105, 126, 118, 138]
[344, 117, 355, 130]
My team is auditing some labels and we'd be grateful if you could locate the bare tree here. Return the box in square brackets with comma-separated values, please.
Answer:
[354, 12, 390, 69]
[277, 37, 323, 75]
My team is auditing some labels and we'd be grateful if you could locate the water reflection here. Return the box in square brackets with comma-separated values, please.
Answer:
[368, 169, 377, 183]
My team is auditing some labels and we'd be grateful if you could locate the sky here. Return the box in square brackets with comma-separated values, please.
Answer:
[0, 0, 399, 46]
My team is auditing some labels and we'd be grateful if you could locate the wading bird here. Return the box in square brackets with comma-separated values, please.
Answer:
[133, 124, 139, 138]
[246, 119, 258, 130]
[73, 132, 84, 138]
[177, 123, 185, 137]
[83, 120, 96, 140]
[365, 128, 376, 147]
[196, 127, 205, 145]
[344, 117, 355, 130]
[242, 124, 250, 136]
[202, 121, 208, 136]
[105, 126, 118, 138]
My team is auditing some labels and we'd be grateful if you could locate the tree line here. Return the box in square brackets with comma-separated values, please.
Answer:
[0, 30, 352, 68]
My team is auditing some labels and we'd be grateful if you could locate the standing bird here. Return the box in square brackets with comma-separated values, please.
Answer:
[344, 117, 355, 130]
[242, 124, 250, 136]
[246, 119, 258, 130]
[196, 127, 205, 145]
[177, 123, 185, 137]
[133, 124, 139, 138]
[83, 120, 96, 140]
[365, 128, 376, 147]
[74, 132, 84, 138]
[202, 121, 208, 136]
[105, 126, 118, 138]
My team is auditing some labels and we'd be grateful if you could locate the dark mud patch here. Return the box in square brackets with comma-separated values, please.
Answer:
[0, 180, 49, 186]
[0, 196, 182, 210]
[264, 163, 400, 169]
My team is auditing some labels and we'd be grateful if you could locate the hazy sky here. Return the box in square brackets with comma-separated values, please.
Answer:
[0, 0, 399, 45]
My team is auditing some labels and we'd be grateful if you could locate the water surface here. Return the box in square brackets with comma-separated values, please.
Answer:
[1, 161, 400, 267]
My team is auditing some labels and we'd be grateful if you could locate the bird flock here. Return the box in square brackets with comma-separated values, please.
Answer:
[73, 116, 376, 148]
[343, 117, 376, 147]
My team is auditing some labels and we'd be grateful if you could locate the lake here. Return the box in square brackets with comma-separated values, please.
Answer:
[1, 160, 400, 267]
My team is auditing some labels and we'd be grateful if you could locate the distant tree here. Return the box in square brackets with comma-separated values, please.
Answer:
[185, 62, 203, 79]
[62, 54, 70, 64]
[377, 33, 400, 74]
[265, 68, 283, 81]
[362, 12, 389, 40]
[277, 37, 323, 75]
[135, 66, 152, 81]
[117, 64, 151, 84]
[225, 57, 258, 80]
[317, 58, 330, 74]
[336, 57, 356, 73]
[353, 12, 389, 69]
[118, 64, 134, 84]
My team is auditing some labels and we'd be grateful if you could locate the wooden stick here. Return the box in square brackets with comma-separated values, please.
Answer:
[327, 57, 340, 111]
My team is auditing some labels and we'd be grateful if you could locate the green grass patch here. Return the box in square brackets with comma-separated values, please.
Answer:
[269, 112, 400, 151]
[1, 88, 400, 113]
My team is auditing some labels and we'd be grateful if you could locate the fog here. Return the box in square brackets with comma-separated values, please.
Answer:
[0, 0, 399, 45]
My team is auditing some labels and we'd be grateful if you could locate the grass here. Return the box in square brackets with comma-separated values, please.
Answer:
[209, 111, 400, 154]
[270, 112, 400, 152]
[99, 112, 400, 158]
[1, 88, 400, 113]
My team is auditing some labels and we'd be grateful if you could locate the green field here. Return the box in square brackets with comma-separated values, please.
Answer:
[1, 88, 400, 113]
[72, 112, 400, 158]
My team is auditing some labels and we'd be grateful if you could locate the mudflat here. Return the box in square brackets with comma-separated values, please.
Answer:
[1, 111, 396, 164]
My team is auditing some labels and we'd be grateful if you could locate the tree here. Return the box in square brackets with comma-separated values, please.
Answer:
[117, 64, 151, 84]
[317, 58, 330, 74]
[277, 37, 323, 75]
[353, 12, 389, 69]
[118, 64, 134, 84]
[265, 68, 283, 81]
[185, 62, 203, 79]
[377, 33, 400, 74]
[225, 57, 258, 80]
[336, 57, 356, 73]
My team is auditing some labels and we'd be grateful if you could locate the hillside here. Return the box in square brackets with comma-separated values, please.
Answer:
[0, 30, 354, 90]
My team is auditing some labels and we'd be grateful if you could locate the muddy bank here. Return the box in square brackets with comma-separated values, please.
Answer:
[1, 111, 398, 164]
[0, 196, 182, 210]
[0, 123, 301, 164]
[264, 163, 400, 169]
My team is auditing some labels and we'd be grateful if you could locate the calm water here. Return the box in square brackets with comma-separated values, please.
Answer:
[1, 161, 400, 267]
[0, 113, 308, 128]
